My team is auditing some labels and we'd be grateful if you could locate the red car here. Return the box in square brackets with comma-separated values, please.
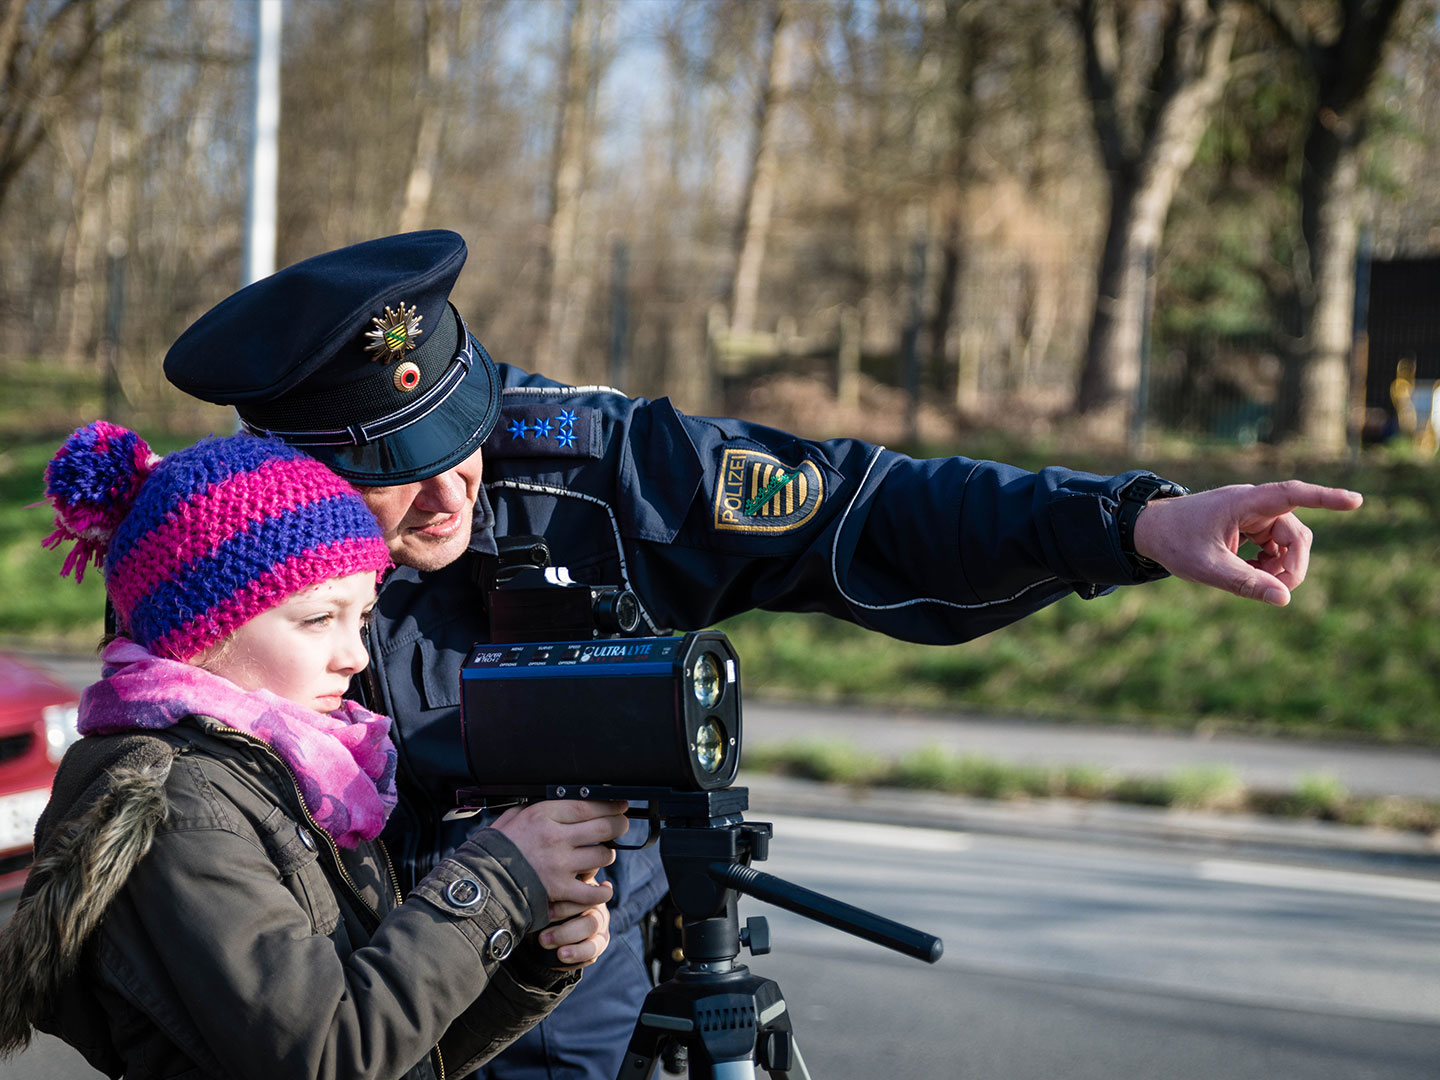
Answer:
[0, 652, 81, 895]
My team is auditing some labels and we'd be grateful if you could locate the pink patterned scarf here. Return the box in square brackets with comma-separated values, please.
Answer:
[79, 638, 397, 848]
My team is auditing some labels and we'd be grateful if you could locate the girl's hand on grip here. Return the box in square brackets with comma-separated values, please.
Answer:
[538, 902, 611, 969]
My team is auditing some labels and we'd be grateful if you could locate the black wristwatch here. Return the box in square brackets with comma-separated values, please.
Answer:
[1116, 473, 1190, 575]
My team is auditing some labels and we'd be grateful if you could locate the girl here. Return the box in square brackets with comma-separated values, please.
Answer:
[0, 423, 627, 1080]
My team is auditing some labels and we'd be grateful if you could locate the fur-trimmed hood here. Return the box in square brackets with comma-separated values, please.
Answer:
[0, 732, 175, 1058]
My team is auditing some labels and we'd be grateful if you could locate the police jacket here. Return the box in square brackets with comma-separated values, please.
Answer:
[360, 362, 1161, 1077]
[0, 714, 577, 1080]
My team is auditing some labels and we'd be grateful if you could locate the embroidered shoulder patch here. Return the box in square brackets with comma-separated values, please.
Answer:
[483, 404, 599, 459]
[712, 447, 824, 534]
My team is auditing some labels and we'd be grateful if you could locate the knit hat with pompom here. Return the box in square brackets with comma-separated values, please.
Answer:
[43, 422, 391, 661]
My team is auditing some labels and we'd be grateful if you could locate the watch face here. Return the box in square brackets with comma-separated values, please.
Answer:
[1125, 475, 1189, 502]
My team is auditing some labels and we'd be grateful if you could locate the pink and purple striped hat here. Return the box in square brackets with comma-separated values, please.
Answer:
[43, 422, 391, 661]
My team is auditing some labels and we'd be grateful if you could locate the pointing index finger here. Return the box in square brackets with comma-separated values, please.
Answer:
[1243, 480, 1363, 516]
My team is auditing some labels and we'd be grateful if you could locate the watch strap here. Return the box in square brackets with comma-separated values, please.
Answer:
[1116, 474, 1190, 576]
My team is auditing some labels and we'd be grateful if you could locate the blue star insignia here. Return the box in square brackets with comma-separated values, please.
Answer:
[534, 418, 554, 438]
[555, 429, 577, 448]
[506, 419, 528, 440]
[557, 409, 578, 429]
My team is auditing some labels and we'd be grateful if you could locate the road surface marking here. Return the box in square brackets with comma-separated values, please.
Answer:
[761, 813, 971, 853]
[1198, 859, 1440, 903]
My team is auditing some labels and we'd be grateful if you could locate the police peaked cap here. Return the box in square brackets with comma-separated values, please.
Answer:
[164, 230, 501, 484]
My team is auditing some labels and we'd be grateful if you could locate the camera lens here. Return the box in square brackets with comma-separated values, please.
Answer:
[694, 718, 727, 774]
[592, 587, 641, 634]
[614, 590, 640, 633]
[691, 652, 722, 708]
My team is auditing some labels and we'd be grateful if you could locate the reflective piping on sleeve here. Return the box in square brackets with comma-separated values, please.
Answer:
[829, 446, 1061, 613]
[483, 478, 664, 634]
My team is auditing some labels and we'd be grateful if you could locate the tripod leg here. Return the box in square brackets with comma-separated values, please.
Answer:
[617, 1046, 658, 1080]
[710, 1063, 760, 1079]
[770, 1037, 812, 1080]
[618, 1010, 689, 1079]
[754, 1001, 812, 1080]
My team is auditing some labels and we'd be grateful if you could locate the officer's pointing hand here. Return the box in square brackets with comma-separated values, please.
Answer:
[1131, 480, 1363, 606]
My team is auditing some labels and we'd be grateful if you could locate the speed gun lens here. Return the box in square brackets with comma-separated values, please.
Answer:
[692, 652, 723, 709]
[695, 718, 726, 773]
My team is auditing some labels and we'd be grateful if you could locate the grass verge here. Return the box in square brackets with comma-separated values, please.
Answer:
[719, 449, 1440, 746]
[745, 740, 1440, 835]
[4, 407, 1438, 745]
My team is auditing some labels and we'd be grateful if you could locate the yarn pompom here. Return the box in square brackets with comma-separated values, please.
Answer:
[43, 422, 161, 582]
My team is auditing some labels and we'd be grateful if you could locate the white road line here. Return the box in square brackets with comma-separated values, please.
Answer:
[1198, 859, 1440, 903]
[760, 813, 971, 853]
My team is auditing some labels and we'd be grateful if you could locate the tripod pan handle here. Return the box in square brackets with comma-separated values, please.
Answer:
[709, 861, 943, 964]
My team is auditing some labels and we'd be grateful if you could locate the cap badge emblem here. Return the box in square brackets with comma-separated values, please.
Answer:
[393, 361, 422, 392]
[364, 302, 423, 363]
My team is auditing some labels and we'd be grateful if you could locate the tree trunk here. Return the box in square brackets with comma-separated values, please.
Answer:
[1074, 0, 1239, 437]
[397, 0, 451, 234]
[1294, 119, 1364, 451]
[929, 213, 963, 393]
[729, 0, 792, 337]
[1076, 178, 1148, 427]
[57, 22, 130, 368]
[532, 0, 599, 385]
[1273, 0, 1406, 453]
[101, 22, 136, 404]
[0, 0, 139, 219]
[57, 114, 108, 367]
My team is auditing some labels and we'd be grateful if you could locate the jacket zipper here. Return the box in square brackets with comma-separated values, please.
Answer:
[209, 724, 441, 1077]
[211, 724, 382, 920]
[377, 830, 405, 910]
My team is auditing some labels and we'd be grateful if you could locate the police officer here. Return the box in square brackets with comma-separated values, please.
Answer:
[163, 230, 1362, 1080]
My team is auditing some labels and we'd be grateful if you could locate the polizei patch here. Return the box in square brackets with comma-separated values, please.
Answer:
[712, 448, 824, 534]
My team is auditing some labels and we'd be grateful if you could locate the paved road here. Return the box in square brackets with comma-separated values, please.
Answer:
[741, 813, 1440, 1079]
[9, 813, 1437, 1080]
[745, 700, 1440, 800]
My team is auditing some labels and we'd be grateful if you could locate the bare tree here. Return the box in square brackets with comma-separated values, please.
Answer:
[729, 0, 794, 337]
[0, 0, 139, 217]
[1072, 0, 1241, 436]
[1258, 0, 1406, 451]
[397, 0, 454, 234]
[51, 63, 113, 367]
[534, 0, 607, 383]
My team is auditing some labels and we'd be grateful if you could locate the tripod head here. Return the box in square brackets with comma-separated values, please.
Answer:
[649, 787, 942, 968]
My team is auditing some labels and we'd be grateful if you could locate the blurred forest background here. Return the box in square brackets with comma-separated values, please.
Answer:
[3, 0, 1439, 452]
[3, 0, 1440, 745]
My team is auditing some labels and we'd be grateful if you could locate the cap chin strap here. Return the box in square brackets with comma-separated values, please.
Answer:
[241, 320, 476, 447]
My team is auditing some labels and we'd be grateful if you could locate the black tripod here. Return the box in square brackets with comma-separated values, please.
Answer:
[614, 788, 943, 1080]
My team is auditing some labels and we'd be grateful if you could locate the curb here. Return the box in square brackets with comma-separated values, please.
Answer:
[741, 773, 1440, 876]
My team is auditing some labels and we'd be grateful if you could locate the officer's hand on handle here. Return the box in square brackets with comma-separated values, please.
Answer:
[1132, 481, 1363, 606]
[538, 894, 611, 970]
[545, 868, 609, 923]
[492, 800, 629, 909]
